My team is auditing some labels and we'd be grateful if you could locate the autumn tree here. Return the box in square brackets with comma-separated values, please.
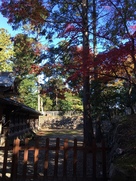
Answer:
[96, 0, 135, 78]
[1, 0, 136, 143]
[0, 0, 115, 145]
[0, 0, 48, 31]
[0, 28, 14, 71]
[12, 34, 42, 76]
[88, 0, 136, 117]
[0, 0, 101, 145]
[10, 33, 45, 107]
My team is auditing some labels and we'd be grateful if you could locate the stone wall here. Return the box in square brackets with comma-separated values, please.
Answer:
[39, 115, 83, 129]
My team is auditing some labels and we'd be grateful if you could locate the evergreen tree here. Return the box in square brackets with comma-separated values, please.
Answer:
[19, 76, 38, 109]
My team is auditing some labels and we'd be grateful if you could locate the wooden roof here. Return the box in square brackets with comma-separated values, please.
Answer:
[0, 98, 41, 118]
[0, 72, 18, 96]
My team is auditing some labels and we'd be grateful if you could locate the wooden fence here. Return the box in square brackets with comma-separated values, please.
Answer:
[0, 138, 109, 181]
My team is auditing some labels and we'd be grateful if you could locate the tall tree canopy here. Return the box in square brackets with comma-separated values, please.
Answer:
[0, 0, 48, 30]
[12, 33, 42, 77]
[95, 0, 136, 80]
[0, 28, 14, 71]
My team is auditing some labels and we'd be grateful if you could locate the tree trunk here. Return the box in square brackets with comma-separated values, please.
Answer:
[82, 0, 93, 146]
[92, 0, 97, 58]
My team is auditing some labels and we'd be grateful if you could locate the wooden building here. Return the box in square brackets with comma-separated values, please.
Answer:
[0, 97, 41, 145]
[0, 72, 41, 145]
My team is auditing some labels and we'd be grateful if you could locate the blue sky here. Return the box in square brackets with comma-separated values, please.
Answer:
[0, 13, 104, 52]
[0, 14, 21, 36]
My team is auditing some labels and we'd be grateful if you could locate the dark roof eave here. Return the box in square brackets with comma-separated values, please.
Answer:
[0, 98, 42, 116]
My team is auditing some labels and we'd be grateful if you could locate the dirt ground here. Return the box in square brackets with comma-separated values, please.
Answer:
[35, 128, 84, 146]
[36, 128, 83, 138]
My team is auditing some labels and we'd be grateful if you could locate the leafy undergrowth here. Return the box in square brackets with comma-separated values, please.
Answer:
[113, 114, 136, 175]
[115, 154, 136, 174]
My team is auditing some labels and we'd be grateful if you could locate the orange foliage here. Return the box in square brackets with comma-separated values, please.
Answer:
[0, 0, 48, 27]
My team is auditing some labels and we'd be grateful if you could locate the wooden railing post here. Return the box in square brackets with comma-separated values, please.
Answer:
[44, 138, 49, 178]
[54, 137, 60, 178]
[73, 138, 77, 178]
[33, 137, 39, 179]
[11, 138, 20, 181]
[0, 136, 108, 180]
[92, 139, 96, 180]
[102, 139, 107, 180]
[83, 144, 87, 178]
[63, 138, 68, 178]
[2, 138, 9, 179]
[22, 138, 29, 179]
